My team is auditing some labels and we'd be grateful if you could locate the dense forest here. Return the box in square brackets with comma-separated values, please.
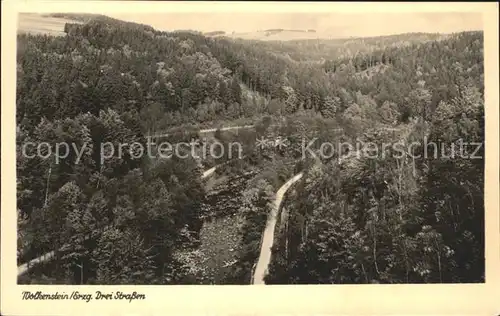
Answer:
[17, 14, 484, 284]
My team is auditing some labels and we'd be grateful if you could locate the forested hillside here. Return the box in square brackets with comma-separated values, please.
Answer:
[16, 14, 484, 284]
[265, 33, 485, 283]
[223, 32, 450, 62]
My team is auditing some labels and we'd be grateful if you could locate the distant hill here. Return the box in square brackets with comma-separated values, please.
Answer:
[207, 29, 335, 41]
[204, 31, 226, 36]
[43, 13, 104, 23]
[223, 32, 452, 62]
[17, 13, 449, 49]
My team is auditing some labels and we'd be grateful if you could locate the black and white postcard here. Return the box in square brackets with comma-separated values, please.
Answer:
[2, 1, 499, 315]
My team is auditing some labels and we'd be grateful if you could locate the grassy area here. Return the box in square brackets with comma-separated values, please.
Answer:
[17, 13, 81, 36]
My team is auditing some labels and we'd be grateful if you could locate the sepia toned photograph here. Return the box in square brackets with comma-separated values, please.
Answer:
[3, 1, 500, 315]
[13, 8, 488, 287]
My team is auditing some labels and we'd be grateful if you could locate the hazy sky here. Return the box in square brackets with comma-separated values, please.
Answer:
[107, 12, 483, 37]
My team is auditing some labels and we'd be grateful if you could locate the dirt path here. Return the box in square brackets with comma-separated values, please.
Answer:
[202, 166, 217, 179]
[249, 125, 408, 284]
[252, 172, 303, 285]
[153, 124, 256, 138]
[17, 251, 55, 276]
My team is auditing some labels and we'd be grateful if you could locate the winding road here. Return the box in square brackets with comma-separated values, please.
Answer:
[201, 166, 218, 179]
[249, 125, 409, 284]
[152, 124, 256, 138]
[17, 251, 56, 276]
[252, 172, 304, 285]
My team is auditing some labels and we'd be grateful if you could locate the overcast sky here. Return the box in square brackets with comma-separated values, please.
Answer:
[107, 12, 483, 37]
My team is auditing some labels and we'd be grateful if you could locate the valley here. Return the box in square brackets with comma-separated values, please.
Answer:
[16, 12, 485, 285]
